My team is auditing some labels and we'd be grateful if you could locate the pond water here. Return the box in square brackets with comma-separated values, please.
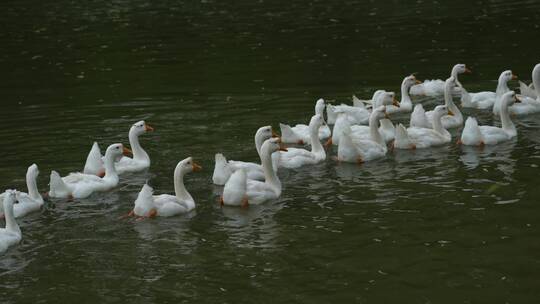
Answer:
[1, 0, 540, 302]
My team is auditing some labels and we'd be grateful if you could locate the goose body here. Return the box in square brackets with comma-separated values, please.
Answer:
[0, 164, 43, 218]
[221, 138, 284, 206]
[83, 121, 153, 175]
[337, 126, 387, 163]
[385, 75, 419, 114]
[410, 104, 431, 128]
[460, 91, 520, 146]
[279, 114, 326, 168]
[519, 80, 536, 99]
[336, 106, 388, 163]
[329, 94, 396, 146]
[280, 98, 331, 145]
[508, 64, 540, 115]
[212, 126, 278, 185]
[461, 70, 515, 110]
[394, 105, 452, 149]
[132, 157, 201, 217]
[0, 191, 22, 254]
[49, 144, 129, 199]
[425, 77, 463, 129]
[410, 64, 470, 96]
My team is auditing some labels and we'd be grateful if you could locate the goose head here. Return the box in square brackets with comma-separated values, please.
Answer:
[2, 190, 17, 209]
[372, 90, 386, 101]
[130, 120, 154, 136]
[26, 163, 39, 180]
[402, 75, 420, 89]
[499, 70, 518, 83]
[255, 125, 278, 154]
[314, 98, 325, 116]
[500, 91, 520, 107]
[371, 105, 389, 120]
[261, 137, 287, 157]
[255, 125, 277, 142]
[452, 63, 472, 75]
[105, 143, 132, 160]
[374, 91, 398, 107]
[433, 105, 453, 119]
[176, 157, 202, 175]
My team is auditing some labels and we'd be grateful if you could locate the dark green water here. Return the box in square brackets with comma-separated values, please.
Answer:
[1, 0, 540, 302]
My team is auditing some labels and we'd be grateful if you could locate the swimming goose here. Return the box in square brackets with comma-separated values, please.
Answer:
[460, 91, 521, 146]
[385, 75, 420, 114]
[83, 121, 154, 176]
[393, 105, 452, 149]
[280, 98, 331, 145]
[410, 64, 470, 96]
[49, 143, 131, 199]
[508, 63, 540, 115]
[0, 190, 22, 254]
[212, 126, 278, 185]
[519, 81, 536, 99]
[425, 77, 463, 129]
[461, 70, 516, 110]
[0, 164, 44, 218]
[279, 114, 326, 168]
[337, 125, 387, 163]
[221, 138, 286, 207]
[409, 104, 431, 128]
[327, 105, 394, 147]
[127, 157, 202, 218]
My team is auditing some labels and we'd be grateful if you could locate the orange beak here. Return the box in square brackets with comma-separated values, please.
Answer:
[272, 130, 280, 138]
[123, 146, 133, 156]
[392, 98, 400, 107]
[515, 95, 522, 103]
[415, 79, 422, 84]
[279, 143, 288, 152]
[448, 110, 455, 116]
[145, 124, 154, 132]
[512, 74, 518, 80]
[192, 162, 202, 172]
[465, 68, 472, 74]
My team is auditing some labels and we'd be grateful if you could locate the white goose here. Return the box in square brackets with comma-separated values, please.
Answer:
[327, 105, 394, 146]
[461, 70, 516, 110]
[410, 104, 431, 128]
[385, 75, 420, 114]
[49, 143, 130, 199]
[349, 106, 395, 143]
[0, 190, 22, 254]
[460, 91, 520, 146]
[0, 164, 44, 218]
[83, 120, 153, 176]
[393, 105, 453, 149]
[221, 138, 285, 207]
[127, 157, 202, 218]
[519, 81, 536, 99]
[327, 94, 370, 125]
[212, 126, 278, 185]
[410, 63, 470, 96]
[352, 90, 386, 108]
[279, 114, 326, 168]
[509, 63, 540, 115]
[425, 77, 463, 129]
[280, 98, 331, 145]
[337, 121, 388, 164]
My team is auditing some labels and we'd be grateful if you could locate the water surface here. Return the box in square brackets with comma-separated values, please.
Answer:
[1, 0, 540, 302]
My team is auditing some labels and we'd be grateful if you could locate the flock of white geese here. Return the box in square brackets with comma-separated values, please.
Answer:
[1, 63, 539, 254]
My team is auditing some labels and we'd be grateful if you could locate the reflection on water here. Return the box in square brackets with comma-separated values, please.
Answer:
[2, 0, 540, 302]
